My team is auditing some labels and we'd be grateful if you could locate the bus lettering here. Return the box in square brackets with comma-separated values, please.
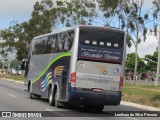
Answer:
[104, 54, 120, 60]
[81, 52, 102, 59]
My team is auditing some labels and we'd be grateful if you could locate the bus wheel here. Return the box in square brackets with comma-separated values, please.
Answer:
[84, 105, 104, 112]
[49, 87, 54, 106]
[54, 89, 60, 108]
[95, 105, 104, 112]
[28, 84, 34, 99]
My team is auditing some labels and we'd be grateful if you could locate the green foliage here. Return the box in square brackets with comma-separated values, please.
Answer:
[98, 0, 119, 17]
[152, 0, 160, 37]
[123, 83, 160, 108]
[4, 75, 25, 81]
[0, 62, 2, 68]
[0, 0, 58, 60]
[97, 0, 156, 51]
[99, 0, 159, 44]
[143, 51, 158, 71]
[0, 22, 24, 60]
[98, 0, 119, 10]
[126, 34, 132, 47]
[125, 53, 146, 72]
[126, 51, 158, 72]
[153, 0, 160, 11]
[144, 13, 149, 20]
[56, 0, 96, 26]
[0, 0, 159, 64]
[10, 59, 21, 68]
[121, 1, 149, 42]
[0, 0, 97, 60]
[151, 94, 160, 101]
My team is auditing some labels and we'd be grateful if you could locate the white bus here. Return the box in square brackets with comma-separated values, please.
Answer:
[23, 25, 126, 112]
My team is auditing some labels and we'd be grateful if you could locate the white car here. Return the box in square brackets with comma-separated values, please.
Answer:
[11, 69, 17, 75]
[17, 70, 23, 75]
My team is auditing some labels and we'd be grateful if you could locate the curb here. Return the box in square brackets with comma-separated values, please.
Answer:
[121, 101, 160, 111]
[1, 78, 24, 84]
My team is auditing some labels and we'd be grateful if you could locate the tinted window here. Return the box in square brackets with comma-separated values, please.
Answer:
[32, 30, 74, 55]
[79, 28, 125, 49]
[32, 36, 49, 55]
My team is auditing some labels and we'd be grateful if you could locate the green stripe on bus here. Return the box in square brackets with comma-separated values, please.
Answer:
[32, 52, 71, 84]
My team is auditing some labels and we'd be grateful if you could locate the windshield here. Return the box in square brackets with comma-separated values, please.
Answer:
[78, 27, 125, 63]
[79, 27, 125, 49]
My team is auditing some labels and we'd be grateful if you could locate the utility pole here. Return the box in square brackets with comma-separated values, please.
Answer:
[155, 0, 160, 86]
[156, 29, 160, 86]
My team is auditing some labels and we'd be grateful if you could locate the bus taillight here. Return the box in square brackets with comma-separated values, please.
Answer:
[119, 76, 124, 91]
[70, 72, 76, 87]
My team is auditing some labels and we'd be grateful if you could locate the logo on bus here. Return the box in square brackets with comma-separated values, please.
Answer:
[81, 52, 120, 61]
[113, 68, 120, 75]
[54, 66, 64, 78]
[104, 54, 119, 60]
[41, 72, 52, 91]
[81, 52, 102, 59]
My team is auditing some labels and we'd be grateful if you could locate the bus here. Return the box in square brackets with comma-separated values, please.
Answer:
[23, 25, 126, 112]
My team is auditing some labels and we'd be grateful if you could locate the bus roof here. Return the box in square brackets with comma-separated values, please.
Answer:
[33, 26, 76, 40]
[33, 25, 125, 41]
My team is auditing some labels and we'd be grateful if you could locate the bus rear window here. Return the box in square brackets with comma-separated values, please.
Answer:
[79, 27, 125, 49]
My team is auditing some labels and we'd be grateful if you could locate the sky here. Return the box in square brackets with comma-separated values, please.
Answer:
[0, 0, 41, 29]
[0, 0, 159, 58]
[127, 0, 159, 58]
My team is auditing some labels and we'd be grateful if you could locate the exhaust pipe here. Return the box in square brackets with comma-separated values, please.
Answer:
[80, 98, 84, 102]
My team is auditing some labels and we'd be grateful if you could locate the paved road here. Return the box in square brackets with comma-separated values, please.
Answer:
[0, 79, 159, 120]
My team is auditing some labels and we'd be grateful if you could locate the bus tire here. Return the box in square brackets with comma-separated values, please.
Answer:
[84, 105, 104, 112]
[54, 89, 60, 108]
[49, 87, 54, 106]
[28, 84, 34, 99]
[95, 105, 104, 112]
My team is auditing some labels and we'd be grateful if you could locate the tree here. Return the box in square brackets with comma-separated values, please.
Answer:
[144, 51, 158, 71]
[153, 0, 160, 86]
[0, 0, 97, 60]
[97, 0, 121, 27]
[56, 0, 96, 26]
[10, 59, 21, 68]
[98, 0, 157, 80]
[0, 21, 28, 60]
[0, 0, 58, 60]
[126, 53, 146, 73]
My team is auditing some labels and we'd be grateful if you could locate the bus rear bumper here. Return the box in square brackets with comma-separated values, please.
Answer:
[69, 90, 122, 106]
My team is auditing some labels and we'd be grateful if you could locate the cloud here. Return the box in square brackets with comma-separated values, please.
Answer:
[143, 0, 154, 7]
[0, 0, 42, 17]
[126, 0, 158, 58]
[127, 33, 158, 58]
[0, 0, 41, 29]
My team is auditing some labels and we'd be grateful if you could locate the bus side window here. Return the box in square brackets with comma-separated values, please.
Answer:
[55, 34, 59, 52]
[58, 33, 63, 52]
[49, 35, 56, 53]
[64, 32, 69, 52]
[63, 33, 68, 52]
[45, 37, 52, 54]
[68, 31, 74, 50]
[50, 35, 55, 53]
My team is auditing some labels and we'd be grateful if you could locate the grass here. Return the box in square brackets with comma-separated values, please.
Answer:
[124, 83, 160, 89]
[122, 83, 160, 108]
[0, 75, 25, 81]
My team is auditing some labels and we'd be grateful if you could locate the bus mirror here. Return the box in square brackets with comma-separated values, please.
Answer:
[21, 59, 28, 70]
